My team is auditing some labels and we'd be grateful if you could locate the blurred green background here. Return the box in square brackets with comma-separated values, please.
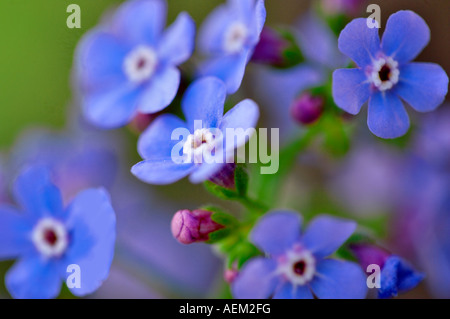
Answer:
[0, 0, 448, 148]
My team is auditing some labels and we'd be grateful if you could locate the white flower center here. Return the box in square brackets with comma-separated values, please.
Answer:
[277, 249, 316, 286]
[223, 22, 249, 54]
[123, 46, 158, 83]
[183, 128, 217, 164]
[370, 57, 400, 91]
[32, 218, 68, 258]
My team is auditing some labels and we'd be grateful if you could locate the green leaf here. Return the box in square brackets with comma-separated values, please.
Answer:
[234, 164, 249, 197]
[204, 181, 239, 200]
[211, 211, 239, 228]
[207, 228, 232, 244]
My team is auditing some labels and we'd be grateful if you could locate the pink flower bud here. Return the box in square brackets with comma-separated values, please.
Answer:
[171, 209, 224, 245]
[224, 267, 239, 284]
[290, 92, 324, 125]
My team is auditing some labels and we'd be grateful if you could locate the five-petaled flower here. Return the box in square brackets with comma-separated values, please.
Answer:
[0, 167, 116, 299]
[131, 77, 259, 185]
[333, 10, 448, 138]
[76, 0, 195, 128]
[198, 0, 266, 94]
[233, 211, 367, 299]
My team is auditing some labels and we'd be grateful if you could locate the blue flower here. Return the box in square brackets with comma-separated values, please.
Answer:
[378, 256, 424, 299]
[0, 167, 116, 299]
[232, 211, 368, 299]
[76, 0, 195, 128]
[131, 77, 259, 185]
[197, 0, 266, 94]
[333, 10, 449, 138]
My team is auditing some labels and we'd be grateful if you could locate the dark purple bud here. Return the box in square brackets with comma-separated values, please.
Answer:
[350, 243, 391, 271]
[251, 27, 289, 67]
[209, 163, 236, 190]
[290, 92, 324, 125]
[171, 209, 224, 245]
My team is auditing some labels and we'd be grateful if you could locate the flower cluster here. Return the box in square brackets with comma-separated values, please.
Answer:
[1, 0, 448, 300]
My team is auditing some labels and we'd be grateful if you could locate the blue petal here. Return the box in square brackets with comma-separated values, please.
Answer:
[6, 256, 62, 299]
[189, 162, 225, 184]
[220, 99, 259, 151]
[131, 159, 195, 185]
[13, 166, 64, 219]
[63, 188, 116, 296]
[378, 256, 425, 299]
[82, 84, 139, 129]
[396, 63, 449, 112]
[137, 67, 180, 114]
[198, 3, 233, 55]
[302, 216, 356, 258]
[198, 51, 250, 94]
[182, 77, 226, 129]
[157, 12, 195, 66]
[367, 91, 410, 139]
[251, 211, 302, 256]
[310, 259, 367, 299]
[111, 0, 167, 46]
[253, 0, 266, 39]
[0, 206, 34, 260]
[232, 258, 278, 299]
[76, 31, 128, 90]
[338, 18, 380, 68]
[273, 282, 314, 299]
[332, 68, 371, 115]
[381, 10, 430, 64]
[138, 114, 188, 160]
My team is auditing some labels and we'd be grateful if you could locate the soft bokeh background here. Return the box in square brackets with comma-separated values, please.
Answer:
[0, 0, 449, 298]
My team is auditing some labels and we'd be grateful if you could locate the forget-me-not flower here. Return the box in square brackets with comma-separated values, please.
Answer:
[233, 211, 368, 299]
[131, 77, 259, 184]
[333, 10, 448, 138]
[198, 0, 266, 94]
[76, 0, 195, 128]
[0, 166, 116, 299]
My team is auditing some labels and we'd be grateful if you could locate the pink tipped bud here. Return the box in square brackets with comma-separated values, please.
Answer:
[290, 92, 324, 125]
[208, 163, 236, 190]
[350, 243, 391, 270]
[251, 27, 289, 67]
[224, 267, 239, 284]
[171, 209, 224, 245]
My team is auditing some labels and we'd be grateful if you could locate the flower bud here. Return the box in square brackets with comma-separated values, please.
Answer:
[171, 209, 224, 245]
[224, 266, 239, 284]
[251, 27, 289, 67]
[208, 163, 236, 190]
[290, 92, 324, 125]
[321, 0, 365, 16]
[349, 243, 391, 271]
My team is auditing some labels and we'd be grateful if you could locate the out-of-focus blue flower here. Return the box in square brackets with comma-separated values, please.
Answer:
[197, 0, 266, 94]
[393, 108, 450, 298]
[350, 244, 424, 298]
[250, 10, 343, 141]
[328, 143, 401, 216]
[232, 211, 367, 299]
[333, 10, 449, 139]
[5, 125, 221, 298]
[0, 166, 116, 299]
[76, 0, 195, 128]
[132, 77, 259, 185]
